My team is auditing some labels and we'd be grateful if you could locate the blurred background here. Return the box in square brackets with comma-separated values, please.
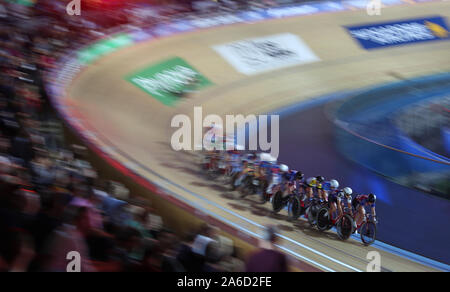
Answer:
[1, 0, 291, 272]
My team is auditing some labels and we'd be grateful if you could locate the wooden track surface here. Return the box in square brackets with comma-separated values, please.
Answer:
[66, 1, 450, 271]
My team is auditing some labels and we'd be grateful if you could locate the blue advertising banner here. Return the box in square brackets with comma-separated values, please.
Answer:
[345, 16, 449, 50]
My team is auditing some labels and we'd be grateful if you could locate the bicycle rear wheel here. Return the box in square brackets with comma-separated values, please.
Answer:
[272, 191, 284, 213]
[230, 173, 240, 191]
[207, 169, 220, 180]
[360, 222, 377, 246]
[337, 214, 354, 240]
[257, 180, 269, 204]
[240, 176, 253, 198]
[317, 207, 331, 231]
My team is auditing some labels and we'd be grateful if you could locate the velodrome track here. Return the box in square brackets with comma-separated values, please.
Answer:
[59, 1, 450, 271]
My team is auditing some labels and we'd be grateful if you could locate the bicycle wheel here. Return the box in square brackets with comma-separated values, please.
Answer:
[240, 177, 253, 198]
[272, 191, 284, 213]
[258, 180, 269, 204]
[207, 171, 218, 180]
[306, 205, 317, 227]
[337, 214, 354, 240]
[288, 196, 302, 220]
[317, 207, 331, 232]
[360, 222, 377, 246]
[230, 173, 240, 191]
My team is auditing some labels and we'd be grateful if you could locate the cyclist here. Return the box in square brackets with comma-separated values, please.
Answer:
[283, 169, 302, 195]
[266, 163, 288, 196]
[329, 186, 352, 223]
[293, 171, 306, 193]
[316, 176, 327, 202]
[232, 153, 257, 189]
[322, 179, 339, 202]
[305, 176, 325, 201]
[257, 153, 276, 193]
[224, 143, 244, 176]
[352, 193, 377, 232]
[279, 164, 290, 192]
[224, 149, 242, 176]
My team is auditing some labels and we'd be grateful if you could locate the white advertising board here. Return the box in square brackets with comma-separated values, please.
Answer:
[213, 33, 320, 75]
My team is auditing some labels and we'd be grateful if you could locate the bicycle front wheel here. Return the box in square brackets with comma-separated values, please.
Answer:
[360, 222, 377, 246]
[306, 206, 317, 227]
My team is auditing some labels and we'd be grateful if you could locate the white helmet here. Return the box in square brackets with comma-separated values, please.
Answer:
[259, 153, 272, 162]
[329, 179, 339, 190]
[343, 187, 353, 196]
[235, 144, 245, 151]
[280, 164, 289, 172]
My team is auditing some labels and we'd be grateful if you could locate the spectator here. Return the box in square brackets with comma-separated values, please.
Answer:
[246, 226, 288, 272]
[44, 206, 95, 272]
[176, 230, 202, 272]
[215, 240, 245, 272]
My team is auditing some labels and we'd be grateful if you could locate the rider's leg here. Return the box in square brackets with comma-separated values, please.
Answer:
[319, 189, 326, 202]
[323, 190, 328, 202]
[329, 202, 337, 221]
[234, 171, 246, 186]
[307, 187, 313, 200]
[356, 205, 365, 227]
[336, 198, 343, 217]
[347, 200, 353, 217]
[266, 179, 276, 195]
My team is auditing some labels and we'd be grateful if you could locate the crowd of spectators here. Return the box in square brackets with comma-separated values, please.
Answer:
[0, 1, 291, 272]
[395, 97, 450, 197]
[396, 96, 450, 158]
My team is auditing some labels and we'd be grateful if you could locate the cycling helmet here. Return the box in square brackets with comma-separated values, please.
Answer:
[368, 193, 376, 203]
[343, 187, 353, 196]
[316, 176, 325, 183]
[235, 144, 245, 151]
[306, 177, 315, 187]
[295, 171, 304, 180]
[259, 153, 272, 162]
[329, 179, 339, 190]
[247, 153, 257, 161]
[280, 164, 289, 172]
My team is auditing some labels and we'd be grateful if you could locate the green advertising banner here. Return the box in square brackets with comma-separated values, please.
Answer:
[6, 0, 35, 7]
[78, 34, 133, 65]
[126, 57, 213, 106]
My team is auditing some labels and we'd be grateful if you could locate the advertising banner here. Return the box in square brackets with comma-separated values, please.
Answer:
[126, 57, 213, 106]
[345, 16, 449, 50]
[77, 34, 134, 64]
[213, 33, 320, 75]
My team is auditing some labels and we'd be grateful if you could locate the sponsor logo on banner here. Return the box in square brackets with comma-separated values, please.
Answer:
[213, 33, 320, 75]
[126, 57, 213, 106]
[345, 16, 449, 50]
